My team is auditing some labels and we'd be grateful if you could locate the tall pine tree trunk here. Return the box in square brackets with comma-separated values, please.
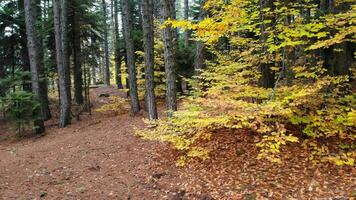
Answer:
[18, 0, 32, 92]
[92, 58, 97, 84]
[53, 0, 71, 127]
[114, 0, 123, 89]
[21, 0, 51, 121]
[142, 0, 158, 120]
[0, 66, 4, 97]
[183, 0, 190, 48]
[72, 4, 84, 104]
[102, 0, 111, 86]
[161, 0, 177, 116]
[36, 0, 51, 120]
[24, 0, 45, 134]
[122, 0, 140, 113]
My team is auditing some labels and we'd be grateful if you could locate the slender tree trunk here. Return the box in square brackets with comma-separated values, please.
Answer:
[194, 42, 206, 71]
[0, 65, 4, 97]
[161, 0, 177, 116]
[102, 0, 111, 86]
[53, 0, 71, 127]
[24, 0, 45, 134]
[114, 0, 123, 89]
[92, 58, 97, 85]
[142, 0, 158, 120]
[61, 0, 71, 104]
[18, 0, 32, 92]
[72, 5, 84, 104]
[259, 0, 275, 88]
[194, 0, 206, 72]
[183, 0, 190, 48]
[36, 0, 51, 120]
[122, 0, 140, 113]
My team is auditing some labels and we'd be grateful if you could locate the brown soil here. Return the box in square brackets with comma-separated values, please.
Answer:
[0, 86, 355, 200]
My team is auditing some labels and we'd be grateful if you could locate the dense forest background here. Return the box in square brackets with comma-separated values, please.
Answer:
[0, 0, 355, 167]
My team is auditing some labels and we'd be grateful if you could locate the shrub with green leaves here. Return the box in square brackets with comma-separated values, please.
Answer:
[1, 91, 41, 135]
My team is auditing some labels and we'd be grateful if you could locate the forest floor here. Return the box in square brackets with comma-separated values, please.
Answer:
[0, 86, 355, 200]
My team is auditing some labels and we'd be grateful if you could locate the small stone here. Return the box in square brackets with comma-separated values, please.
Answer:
[40, 192, 47, 198]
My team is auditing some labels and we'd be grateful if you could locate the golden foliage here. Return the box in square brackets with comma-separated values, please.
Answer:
[139, 0, 356, 166]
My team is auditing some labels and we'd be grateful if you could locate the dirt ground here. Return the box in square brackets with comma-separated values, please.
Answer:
[0, 86, 355, 200]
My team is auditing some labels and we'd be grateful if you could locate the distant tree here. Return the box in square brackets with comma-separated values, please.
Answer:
[113, 0, 123, 89]
[102, 0, 111, 86]
[194, 0, 206, 72]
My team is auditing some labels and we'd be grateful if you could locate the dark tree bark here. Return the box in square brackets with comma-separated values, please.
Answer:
[194, 42, 206, 71]
[72, 4, 84, 104]
[24, 0, 45, 134]
[323, 42, 353, 76]
[142, 0, 158, 120]
[122, 0, 140, 113]
[114, 0, 123, 89]
[183, 0, 190, 48]
[102, 0, 111, 86]
[320, 0, 353, 76]
[39, 72, 51, 120]
[259, 0, 275, 88]
[21, 0, 52, 121]
[194, 0, 206, 85]
[0, 65, 4, 97]
[153, 0, 161, 18]
[92, 57, 97, 84]
[161, 0, 177, 116]
[53, 0, 71, 127]
[18, 0, 32, 92]
[36, 0, 51, 121]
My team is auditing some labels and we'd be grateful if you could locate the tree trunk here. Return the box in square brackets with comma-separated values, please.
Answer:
[320, 0, 353, 76]
[0, 65, 4, 97]
[122, 0, 140, 113]
[18, 0, 32, 92]
[92, 58, 97, 85]
[24, 0, 45, 134]
[161, 0, 177, 116]
[114, 0, 123, 89]
[36, 0, 51, 120]
[194, 42, 206, 72]
[53, 0, 71, 127]
[72, 5, 84, 104]
[194, 0, 206, 73]
[102, 0, 111, 86]
[153, 0, 161, 18]
[183, 0, 190, 48]
[259, 0, 275, 88]
[142, 0, 158, 120]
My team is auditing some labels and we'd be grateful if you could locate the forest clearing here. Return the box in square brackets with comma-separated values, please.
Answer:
[0, 0, 355, 199]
